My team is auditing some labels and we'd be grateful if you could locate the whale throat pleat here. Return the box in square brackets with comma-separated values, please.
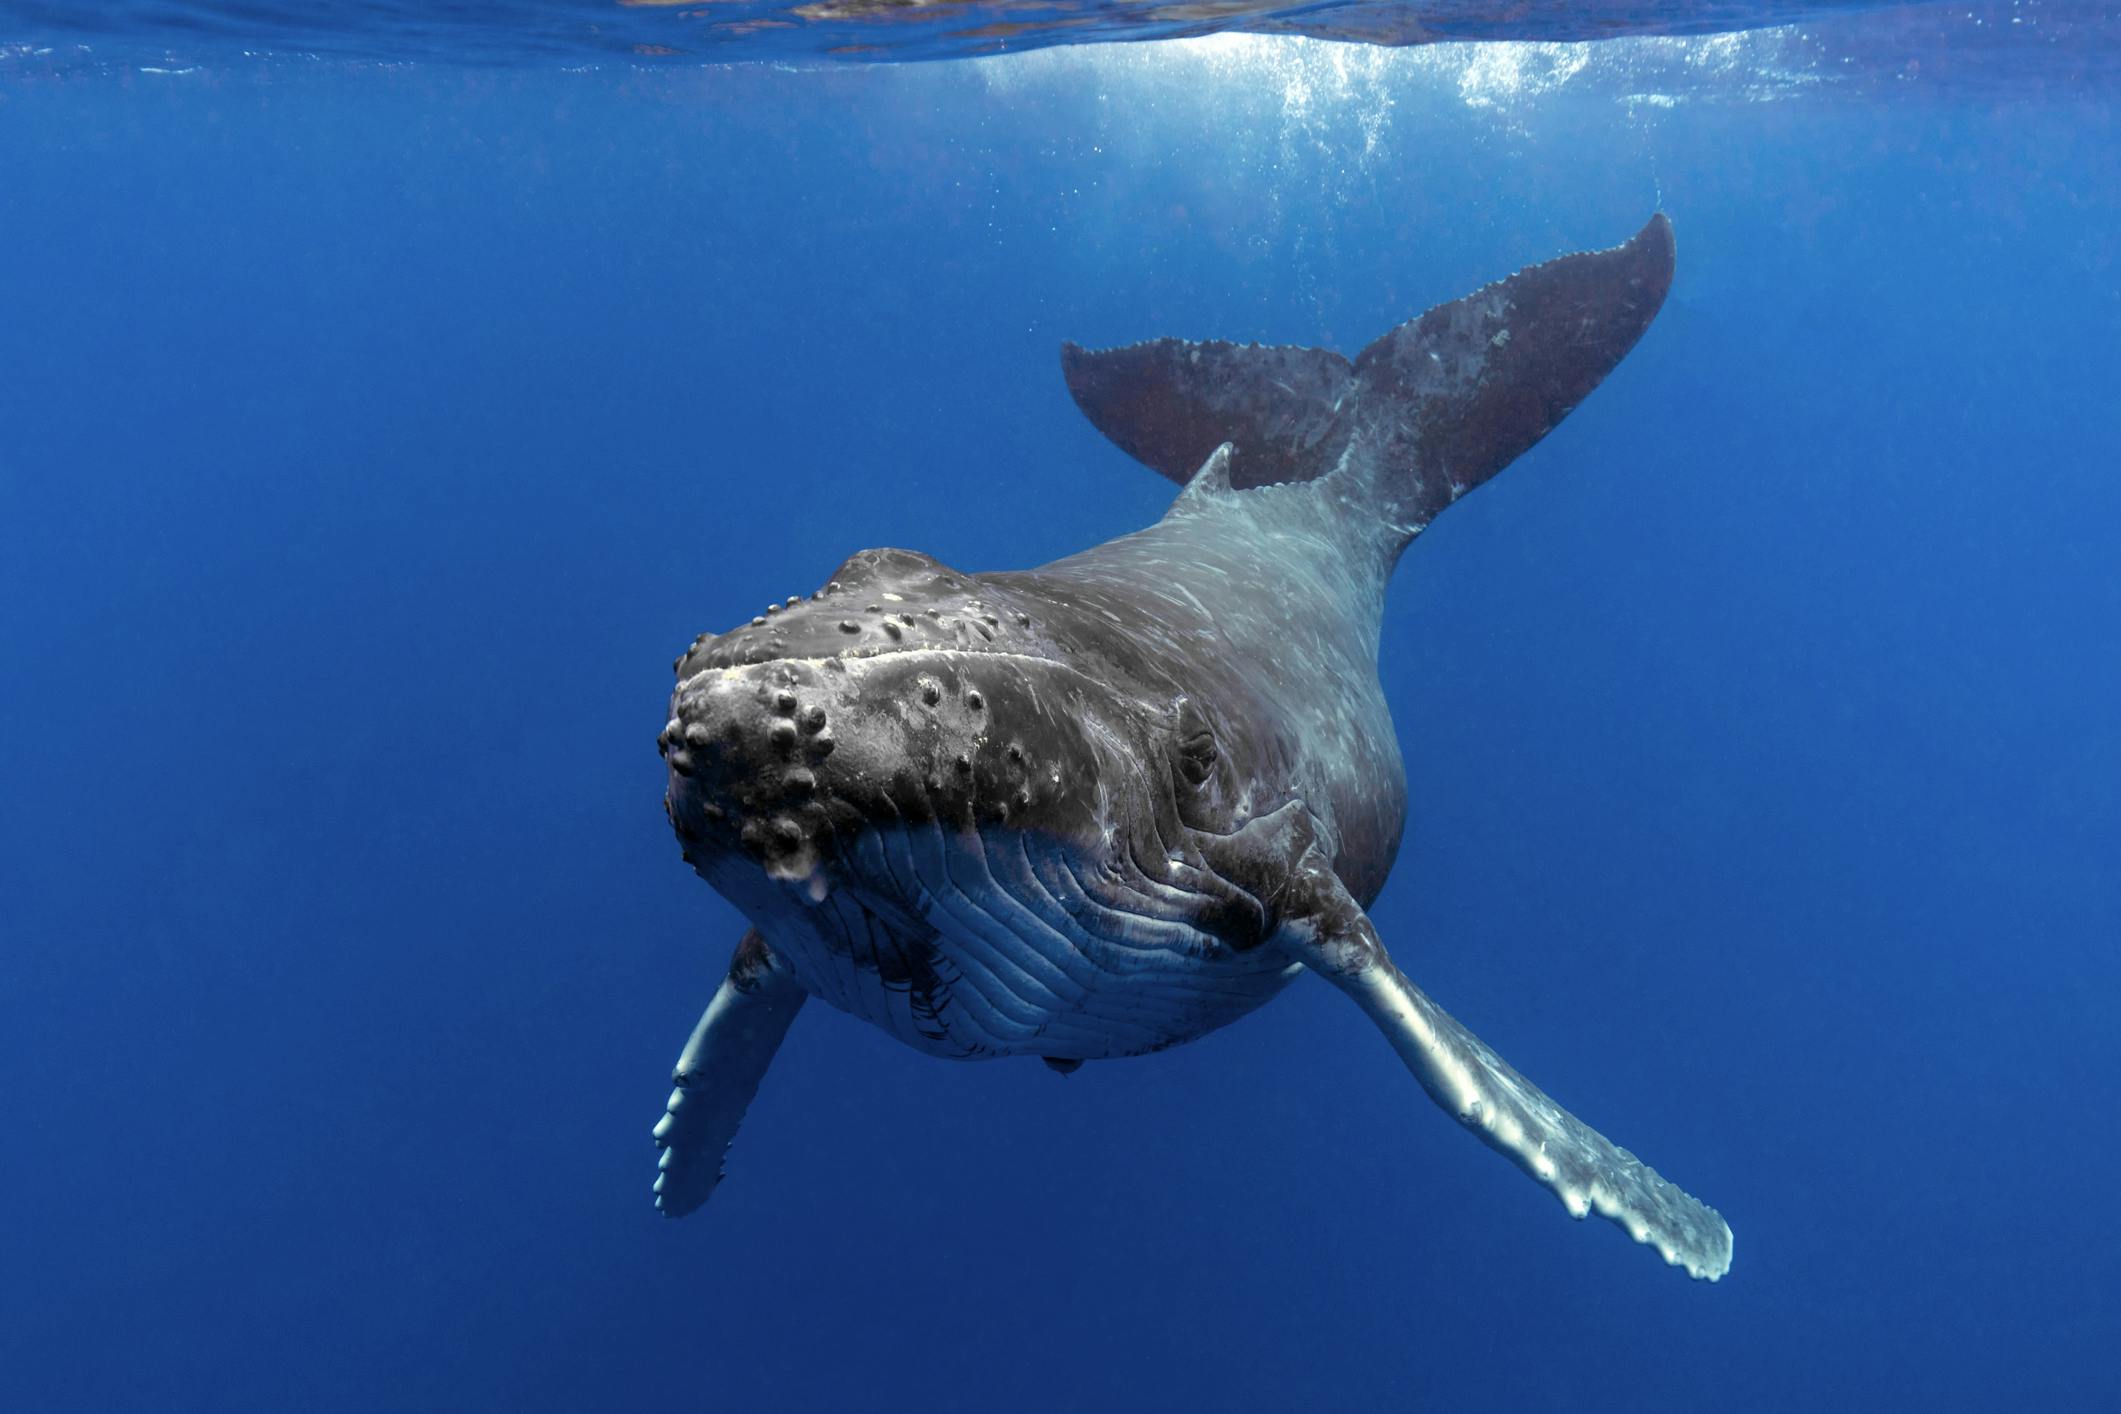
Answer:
[766, 826, 1297, 1061]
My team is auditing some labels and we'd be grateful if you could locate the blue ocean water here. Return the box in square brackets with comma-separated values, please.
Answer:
[2, 10, 2117, 1412]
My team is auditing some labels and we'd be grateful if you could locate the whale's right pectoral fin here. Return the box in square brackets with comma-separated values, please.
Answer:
[652, 930, 807, 1218]
[1268, 842, 1732, 1280]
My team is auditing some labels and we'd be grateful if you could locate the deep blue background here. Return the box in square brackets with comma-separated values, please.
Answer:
[3, 43, 2117, 1412]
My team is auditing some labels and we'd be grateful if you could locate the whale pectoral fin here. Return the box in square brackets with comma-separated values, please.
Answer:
[1268, 845, 1732, 1281]
[651, 930, 807, 1218]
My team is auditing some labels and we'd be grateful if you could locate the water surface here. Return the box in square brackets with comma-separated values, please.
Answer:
[1, 8, 2116, 1413]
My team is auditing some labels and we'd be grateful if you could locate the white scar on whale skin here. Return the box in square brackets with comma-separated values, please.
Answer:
[651, 213, 1732, 1282]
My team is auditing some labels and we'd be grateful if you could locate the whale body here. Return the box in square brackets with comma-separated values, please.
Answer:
[650, 213, 1732, 1281]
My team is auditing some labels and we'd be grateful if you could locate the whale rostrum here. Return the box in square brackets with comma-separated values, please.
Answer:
[651, 213, 1733, 1282]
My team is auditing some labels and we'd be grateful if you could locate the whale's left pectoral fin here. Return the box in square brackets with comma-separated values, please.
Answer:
[652, 930, 807, 1218]
[1267, 843, 1732, 1280]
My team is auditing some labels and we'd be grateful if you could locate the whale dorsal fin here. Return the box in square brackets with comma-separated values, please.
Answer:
[1172, 441, 1237, 507]
[1061, 214, 1676, 541]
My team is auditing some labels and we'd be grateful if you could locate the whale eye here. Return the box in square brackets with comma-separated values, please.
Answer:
[1173, 697, 1217, 787]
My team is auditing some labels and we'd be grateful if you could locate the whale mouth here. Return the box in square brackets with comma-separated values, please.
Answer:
[680, 637, 1029, 678]
[675, 601, 1036, 678]
[668, 543, 1045, 682]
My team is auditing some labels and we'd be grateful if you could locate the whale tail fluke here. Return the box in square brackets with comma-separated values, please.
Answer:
[1061, 212, 1675, 541]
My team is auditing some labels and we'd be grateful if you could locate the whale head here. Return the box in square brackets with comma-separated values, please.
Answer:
[659, 547, 1190, 921]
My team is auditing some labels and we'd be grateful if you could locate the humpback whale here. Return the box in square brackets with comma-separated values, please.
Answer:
[651, 213, 1732, 1281]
